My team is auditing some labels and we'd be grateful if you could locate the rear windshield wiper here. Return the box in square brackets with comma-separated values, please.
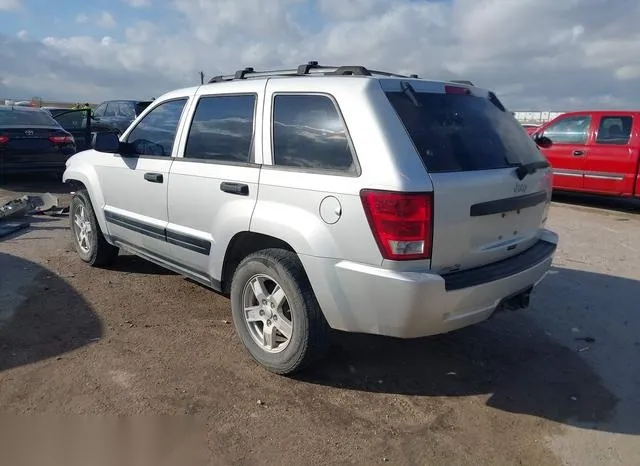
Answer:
[400, 81, 421, 107]
[514, 160, 550, 180]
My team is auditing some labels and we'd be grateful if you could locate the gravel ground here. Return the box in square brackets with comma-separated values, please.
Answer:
[0, 176, 638, 465]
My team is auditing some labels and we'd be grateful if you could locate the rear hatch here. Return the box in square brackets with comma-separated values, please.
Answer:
[383, 80, 552, 273]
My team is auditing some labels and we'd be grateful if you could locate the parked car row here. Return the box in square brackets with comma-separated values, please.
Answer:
[1, 99, 153, 175]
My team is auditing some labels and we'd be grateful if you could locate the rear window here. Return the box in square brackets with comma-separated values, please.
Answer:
[0, 108, 59, 126]
[386, 91, 546, 172]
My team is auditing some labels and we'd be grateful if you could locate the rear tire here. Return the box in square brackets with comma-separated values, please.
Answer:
[70, 189, 119, 267]
[230, 248, 330, 375]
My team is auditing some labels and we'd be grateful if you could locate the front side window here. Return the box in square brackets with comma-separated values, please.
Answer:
[103, 103, 117, 118]
[272, 94, 356, 173]
[126, 99, 187, 156]
[542, 115, 591, 144]
[596, 116, 632, 145]
[184, 94, 256, 163]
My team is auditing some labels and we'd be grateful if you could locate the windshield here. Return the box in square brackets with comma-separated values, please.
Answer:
[0, 108, 60, 127]
[386, 91, 547, 173]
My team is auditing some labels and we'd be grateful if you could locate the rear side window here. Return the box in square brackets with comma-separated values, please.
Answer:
[386, 91, 547, 173]
[0, 108, 59, 126]
[184, 94, 256, 163]
[272, 94, 356, 173]
[542, 115, 591, 144]
[596, 116, 632, 145]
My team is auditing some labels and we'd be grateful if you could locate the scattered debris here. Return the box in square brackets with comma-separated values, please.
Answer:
[577, 346, 590, 353]
[571, 327, 580, 333]
[382, 457, 389, 462]
[222, 320, 230, 324]
[446, 371, 457, 376]
[569, 396, 578, 401]
[257, 400, 264, 406]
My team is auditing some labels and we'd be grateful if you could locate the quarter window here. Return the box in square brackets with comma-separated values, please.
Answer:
[184, 94, 256, 163]
[542, 115, 591, 144]
[126, 98, 187, 156]
[272, 94, 355, 173]
[596, 116, 632, 145]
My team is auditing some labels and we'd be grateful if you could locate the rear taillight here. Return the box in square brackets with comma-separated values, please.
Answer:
[49, 135, 74, 144]
[360, 190, 433, 261]
[0, 136, 8, 144]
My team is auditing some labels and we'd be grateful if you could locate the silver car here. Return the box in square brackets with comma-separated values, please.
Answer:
[63, 63, 558, 374]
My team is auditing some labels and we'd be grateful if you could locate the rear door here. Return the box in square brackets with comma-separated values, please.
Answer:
[52, 109, 92, 151]
[383, 81, 553, 273]
[583, 113, 636, 196]
[166, 83, 262, 282]
[538, 114, 593, 191]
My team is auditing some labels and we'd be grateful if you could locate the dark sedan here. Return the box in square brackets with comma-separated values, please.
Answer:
[0, 106, 77, 175]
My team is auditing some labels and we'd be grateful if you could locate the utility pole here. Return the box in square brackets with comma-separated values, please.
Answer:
[200, 71, 204, 85]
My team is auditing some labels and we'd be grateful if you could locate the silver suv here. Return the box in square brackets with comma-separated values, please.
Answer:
[63, 62, 558, 374]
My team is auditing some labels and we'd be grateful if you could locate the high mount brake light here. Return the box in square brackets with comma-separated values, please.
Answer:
[360, 190, 433, 261]
[444, 85, 471, 95]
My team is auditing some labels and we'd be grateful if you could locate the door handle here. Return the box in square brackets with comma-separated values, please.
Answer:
[144, 172, 163, 183]
[220, 182, 249, 196]
[572, 150, 585, 157]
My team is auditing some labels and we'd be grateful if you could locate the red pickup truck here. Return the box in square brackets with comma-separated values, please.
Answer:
[532, 111, 640, 198]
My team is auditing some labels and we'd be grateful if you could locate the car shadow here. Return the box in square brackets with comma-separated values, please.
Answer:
[0, 252, 102, 372]
[552, 191, 640, 214]
[106, 253, 177, 276]
[297, 266, 639, 435]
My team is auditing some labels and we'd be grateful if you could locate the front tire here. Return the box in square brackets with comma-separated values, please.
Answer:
[230, 249, 330, 375]
[70, 189, 119, 267]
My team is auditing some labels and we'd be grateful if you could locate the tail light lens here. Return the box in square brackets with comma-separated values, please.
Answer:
[0, 136, 8, 144]
[49, 135, 74, 144]
[360, 190, 433, 261]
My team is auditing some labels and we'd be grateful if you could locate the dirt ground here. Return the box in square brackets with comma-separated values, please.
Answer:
[1, 176, 639, 465]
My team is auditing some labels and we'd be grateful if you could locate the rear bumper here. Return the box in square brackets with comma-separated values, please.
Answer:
[0, 160, 70, 173]
[300, 229, 558, 338]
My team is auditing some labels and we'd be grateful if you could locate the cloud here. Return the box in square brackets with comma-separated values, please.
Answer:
[76, 13, 89, 24]
[0, 0, 20, 11]
[96, 11, 117, 29]
[0, 0, 638, 110]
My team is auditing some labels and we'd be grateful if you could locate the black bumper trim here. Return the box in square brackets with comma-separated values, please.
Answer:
[442, 239, 556, 291]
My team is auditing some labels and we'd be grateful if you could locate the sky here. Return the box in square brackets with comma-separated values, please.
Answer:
[0, 0, 638, 110]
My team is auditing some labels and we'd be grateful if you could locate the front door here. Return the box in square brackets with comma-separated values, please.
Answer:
[583, 114, 635, 196]
[98, 98, 190, 257]
[539, 114, 593, 191]
[52, 109, 92, 151]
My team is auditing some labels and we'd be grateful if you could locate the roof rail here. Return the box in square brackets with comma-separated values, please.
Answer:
[207, 61, 418, 83]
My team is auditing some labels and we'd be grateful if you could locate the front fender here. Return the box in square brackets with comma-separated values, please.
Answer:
[62, 153, 110, 241]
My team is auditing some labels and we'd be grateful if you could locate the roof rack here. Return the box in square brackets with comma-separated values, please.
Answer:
[207, 61, 419, 83]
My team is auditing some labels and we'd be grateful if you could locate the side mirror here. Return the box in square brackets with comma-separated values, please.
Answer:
[93, 132, 121, 153]
[535, 135, 553, 149]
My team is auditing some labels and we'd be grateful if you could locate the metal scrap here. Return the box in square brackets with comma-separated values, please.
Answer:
[0, 193, 68, 239]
